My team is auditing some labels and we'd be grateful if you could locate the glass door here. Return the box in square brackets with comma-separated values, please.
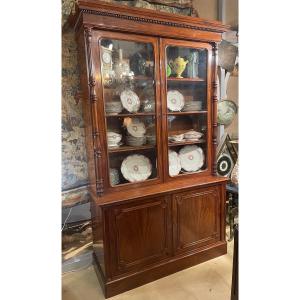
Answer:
[97, 32, 162, 188]
[161, 39, 212, 178]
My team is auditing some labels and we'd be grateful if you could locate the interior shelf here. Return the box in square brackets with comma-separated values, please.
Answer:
[167, 110, 208, 115]
[168, 139, 205, 147]
[167, 77, 205, 82]
[108, 144, 156, 153]
[106, 112, 155, 117]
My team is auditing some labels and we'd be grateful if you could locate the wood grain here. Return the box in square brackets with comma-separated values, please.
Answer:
[69, 2, 228, 297]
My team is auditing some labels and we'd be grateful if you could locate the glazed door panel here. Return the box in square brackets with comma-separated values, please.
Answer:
[91, 30, 163, 194]
[173, 186, 220, 254]
[108, 195, 172, 276]
[160, 38, 213, 180]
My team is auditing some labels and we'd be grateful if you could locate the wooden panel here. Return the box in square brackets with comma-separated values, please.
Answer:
[108, 195, 172, 276]
[173, 186, 220, 254]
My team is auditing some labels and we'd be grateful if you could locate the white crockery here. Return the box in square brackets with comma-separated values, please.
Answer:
[120, 89, 140, 113]
[121, 154, 152, 182]
[167, 90, 185, 112]
[168, 150, 181, 176]
[107, 132, 122, 145]
[127, 119, 146, 138]
[179, 145, 204, 172]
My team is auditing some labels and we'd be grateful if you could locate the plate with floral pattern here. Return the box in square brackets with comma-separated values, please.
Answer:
[120, 89, 140, 113]
[179, 145, 204, 172]
[167, 90, 185, 112]
[121, 154, 152, 182]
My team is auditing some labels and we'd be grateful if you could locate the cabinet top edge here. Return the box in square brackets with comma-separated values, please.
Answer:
[91, 176, 228, 206]
[68, 0, 230, 34]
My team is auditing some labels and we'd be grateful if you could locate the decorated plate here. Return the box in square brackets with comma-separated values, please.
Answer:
[168, 150, 181, 176]
[217, 153, 233, 177]
[167, 90, 185, 112]
[127, 118, 146, 138]
[121, 154, 152, 183]
[120, 89, 140, 113]
[179, 145, 204, 172]
[217, 100, 238, 125]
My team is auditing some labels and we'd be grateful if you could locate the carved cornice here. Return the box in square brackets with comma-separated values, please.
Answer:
[80, 8, 225, 33]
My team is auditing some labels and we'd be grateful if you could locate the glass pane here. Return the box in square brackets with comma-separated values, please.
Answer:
[100, 38, 157, 186]
[166, 46, 208, 176]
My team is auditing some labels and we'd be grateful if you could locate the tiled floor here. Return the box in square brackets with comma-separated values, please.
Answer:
[62, 239, 233, 300]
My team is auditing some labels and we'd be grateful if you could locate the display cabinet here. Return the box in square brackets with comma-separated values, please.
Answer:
[69, 1, 229, 297]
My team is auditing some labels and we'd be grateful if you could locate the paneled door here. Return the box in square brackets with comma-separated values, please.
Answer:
[107, 195, 172, 276]
[160, 39, 213, 180]
[173, 186, 221, 254]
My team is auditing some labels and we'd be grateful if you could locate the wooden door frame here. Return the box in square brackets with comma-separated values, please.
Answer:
[159, 38, 213, 182]
[90, 29, 164, 194]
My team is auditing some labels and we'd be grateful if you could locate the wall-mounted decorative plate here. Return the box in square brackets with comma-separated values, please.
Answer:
[217, 153, 233, 177]
[217, 100, 238, 125]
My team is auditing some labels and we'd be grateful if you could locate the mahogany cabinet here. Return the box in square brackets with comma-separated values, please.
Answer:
[69, 0, 229, 297]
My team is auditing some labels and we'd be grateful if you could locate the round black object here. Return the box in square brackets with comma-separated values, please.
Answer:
[217, 154, 233, 176]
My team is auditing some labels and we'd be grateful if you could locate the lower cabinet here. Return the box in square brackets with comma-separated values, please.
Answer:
[104, 184, 223, 279]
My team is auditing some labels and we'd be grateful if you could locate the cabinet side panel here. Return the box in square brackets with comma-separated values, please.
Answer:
[91, 199, 105, 275]
[76, 29, 96, 195]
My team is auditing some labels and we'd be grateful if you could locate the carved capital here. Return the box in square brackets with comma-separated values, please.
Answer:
[84, 26, 92, 41]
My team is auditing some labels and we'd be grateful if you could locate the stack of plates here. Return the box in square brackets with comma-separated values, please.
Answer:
[107, 131, 122, 148]
[125, 118, 146, 146]
[109, 168, 120, 186]
[183, 101, 202, 112]
[125, 135, 146, 147]
[146, 135, 156, 145]
[105, 101, 123, 114]
[184, 130, 203, 141]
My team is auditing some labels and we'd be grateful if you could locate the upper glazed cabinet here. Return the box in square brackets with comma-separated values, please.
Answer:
[93, 31, 213, 192]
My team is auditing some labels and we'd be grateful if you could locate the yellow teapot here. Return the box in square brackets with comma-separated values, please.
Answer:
[169, 56, 189, 78]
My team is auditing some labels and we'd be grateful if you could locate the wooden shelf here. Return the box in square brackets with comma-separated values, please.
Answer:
[167, 110, 208, 115]
[168, 139, 205, 147]
[167, 77, 205, 82]
[106, 112, 155, 117]
[108, 144, 155, 153]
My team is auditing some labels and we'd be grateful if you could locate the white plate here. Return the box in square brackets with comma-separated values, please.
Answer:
[167, 90, 185, 112]
[179, 145, 204, 172]
[127, 119, 146, 138]
[120, 89, 140, 113]
[168, 150, 181, 176]
[121, 154, 152, 183]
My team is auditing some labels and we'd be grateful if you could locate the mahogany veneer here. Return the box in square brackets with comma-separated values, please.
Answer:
[69, 1, 229, 297]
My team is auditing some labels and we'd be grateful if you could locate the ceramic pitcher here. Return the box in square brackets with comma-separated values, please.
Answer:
[169, 56, 189, 78]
